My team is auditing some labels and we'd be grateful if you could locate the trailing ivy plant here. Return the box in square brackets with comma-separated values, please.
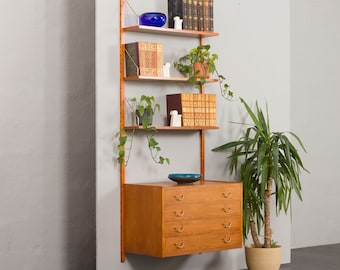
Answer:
[116, 95, 170, 166]
[173, 44, 234, 100]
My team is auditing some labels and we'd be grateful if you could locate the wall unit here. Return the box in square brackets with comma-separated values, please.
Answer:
[119, 0, 242, 262]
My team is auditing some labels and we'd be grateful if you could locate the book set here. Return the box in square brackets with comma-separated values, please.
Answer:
[168, 0, 214, 32]
[166, 93, 216, 127]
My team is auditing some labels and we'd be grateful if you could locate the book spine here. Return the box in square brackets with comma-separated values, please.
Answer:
[203, 0, 209, 32]
[181, 93, 194, 126]
[208, 0, 214, 32]
[198, 0, 204, 31]
[168, 0, 183, 28]
[139, 42, 155, 76]
[187, 0, 193, 30]
[207, 94, 216, 126]
[194, 94, 205, 126]
[156, 43, 164, 77]
[182, 0, 189, 30]
[124, 42, 140, 77]
[192, 0, 198, 31]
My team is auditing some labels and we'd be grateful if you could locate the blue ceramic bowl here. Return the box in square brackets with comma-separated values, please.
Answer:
[139, 12, 167, 27]
[168, 173, 202, 184]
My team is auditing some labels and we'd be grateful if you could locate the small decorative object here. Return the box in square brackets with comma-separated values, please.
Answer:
[169, 110, 182, 127]
[163, 62, 171, 77]
[139, 12, 167, 27]
[173, 16, 183, 30]
[168, 173, 201, 184]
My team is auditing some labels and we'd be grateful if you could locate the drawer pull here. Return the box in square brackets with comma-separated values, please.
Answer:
[222, 207, 232, 213]
[223, 222, 232, 228]
[174, 225, 184, 233]
[222, 192, 232, 199]
[223, 237, 232, 243]
[175, 242, 184, 249]
[174, 210, 185, 217]
[174, 242, 185, 249]
[174, 195, 185, 201]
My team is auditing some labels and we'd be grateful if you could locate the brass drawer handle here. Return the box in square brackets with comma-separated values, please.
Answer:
[174, 195, 185, 201]
[174, 242, 185, 249]
[223, 222, 232, 228]
[222, 192, 232, 199]
[222, 237, 232, 243]
[174, 225, 184, 233]
[174, 210, 185, 217]
[222, 207, 232, 213]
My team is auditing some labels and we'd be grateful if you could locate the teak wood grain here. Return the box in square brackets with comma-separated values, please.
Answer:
[124, 181, 242, 258]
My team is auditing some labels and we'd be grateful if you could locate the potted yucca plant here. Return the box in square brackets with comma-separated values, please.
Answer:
[212, 98, 309, 270]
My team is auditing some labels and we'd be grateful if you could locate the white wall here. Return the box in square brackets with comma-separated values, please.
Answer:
[290, 0, 340, 248]
[96, 1, 291, 269]
[0, 1, 96, 269]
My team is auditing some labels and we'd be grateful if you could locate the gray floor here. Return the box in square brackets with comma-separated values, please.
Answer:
[280, 243, 340, 270]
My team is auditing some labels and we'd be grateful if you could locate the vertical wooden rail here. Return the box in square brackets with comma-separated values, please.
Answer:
[199, 36, 205, 184]
[119, 0, 126, 263]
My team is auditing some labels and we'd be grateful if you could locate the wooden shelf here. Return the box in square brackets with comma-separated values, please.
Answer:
[119, 1, 222, 262]
[124, 125, 219, 131]
[124, 75, 219, 83]
[123, 25, 219, 38]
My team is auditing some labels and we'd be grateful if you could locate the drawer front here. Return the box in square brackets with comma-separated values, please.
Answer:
[164, 216, 241, 237]
[164, 184, 241, 205]
[164, 201, 241, 221]
[163, 229, 242, 257]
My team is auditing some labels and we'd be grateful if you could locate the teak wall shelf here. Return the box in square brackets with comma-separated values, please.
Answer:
[119, 0, 242, 263]
[124, 75, 218, 82]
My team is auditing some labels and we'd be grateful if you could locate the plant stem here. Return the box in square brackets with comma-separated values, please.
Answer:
[264, 176, 273, 248]
[250, 215, 262, 248]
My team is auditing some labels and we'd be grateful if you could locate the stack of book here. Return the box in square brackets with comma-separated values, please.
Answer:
[168, 0, 214, 32]
[124, 42, 164, 77]
[166, 93, 216, 127]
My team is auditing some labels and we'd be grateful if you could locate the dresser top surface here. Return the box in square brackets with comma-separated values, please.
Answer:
[124, 180, 241, 187]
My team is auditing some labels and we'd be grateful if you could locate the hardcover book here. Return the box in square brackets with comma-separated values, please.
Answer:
[208, 0, 214, 31]
[166, 93, 194, 126]
[192, 0, 199, 31]
[187, 0, 193, 30]
[125, 42, 163, 77]
[168, 0, 184, 28]
[198, 0, 204, 31]
[206, 93, 216, 126]
[203, 0, 209, 32]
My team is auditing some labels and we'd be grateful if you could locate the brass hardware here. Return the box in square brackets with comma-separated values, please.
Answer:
[174, 195, 185, 201]
[174, 210, 185, 217]
[222, 192, 232, 199]
[222, 207, 232, 213]
[222, 237, 232, 243]
[174, 225, 184, 233]
[174, 242, 185, 249]
[223, 222, 232, 228]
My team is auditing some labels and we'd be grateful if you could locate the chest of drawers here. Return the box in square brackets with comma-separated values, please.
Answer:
[124, 180, 242, 257]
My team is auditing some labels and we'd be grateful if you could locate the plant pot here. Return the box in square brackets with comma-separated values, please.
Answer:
[193, 62, 210, 78]
[136, 110, 153, 126]
[245, 244, 282, 270]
